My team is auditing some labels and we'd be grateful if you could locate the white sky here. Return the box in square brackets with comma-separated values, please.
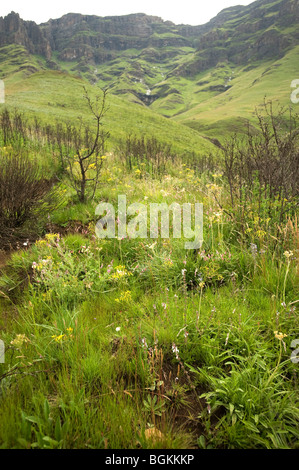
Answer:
[0, 0, 254, 26]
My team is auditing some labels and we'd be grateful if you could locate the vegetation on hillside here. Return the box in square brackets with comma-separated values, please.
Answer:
[2, 0, 299, 141]
[0, 0, 298, 451]
[0, 97, 298, 449]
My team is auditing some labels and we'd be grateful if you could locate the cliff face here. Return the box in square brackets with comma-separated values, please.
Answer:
[39, 13, 191, 62]
[0, 12, 51, 58]
[1, 1, 298, 118]
[175, 0, 299, 76]
[0, 0, 299, 76]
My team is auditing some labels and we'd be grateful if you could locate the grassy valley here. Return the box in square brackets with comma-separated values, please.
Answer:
[1, 45, 214, 156]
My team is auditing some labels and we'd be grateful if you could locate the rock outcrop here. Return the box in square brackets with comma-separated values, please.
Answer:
[0, 11, 51, 58]
[0, 0, 298, 77]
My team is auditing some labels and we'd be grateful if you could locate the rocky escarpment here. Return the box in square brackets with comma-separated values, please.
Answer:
[0, 12, 51, 58]
[0, 11, 195, 66]
[0, 0, 299, 105]
[39, 13, 192, 63]
[1, 1, 299, 74]
[174, 0, 299, 76]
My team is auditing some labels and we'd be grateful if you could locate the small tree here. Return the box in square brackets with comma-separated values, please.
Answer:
[62, 87, 110, 203]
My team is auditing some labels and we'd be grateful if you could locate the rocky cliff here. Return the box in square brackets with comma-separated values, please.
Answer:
[1, 1, 299, 73]
[175, 0, 299, 76]
[0, 12, 51, 58]
[40, 13, 193, 63]
[1, 0, 299, 109]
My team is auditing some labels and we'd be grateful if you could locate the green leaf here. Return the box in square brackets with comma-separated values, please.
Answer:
[185, 363, 199, 375]
[197, 435, 206, 449]
[44, 399, 50, 421]
[242, 420, 260, 433]
[55, 417, 62, 442]
[42, 436, 59, 446]
[17, 438, 30, 449]
[25, 416, 43, 427]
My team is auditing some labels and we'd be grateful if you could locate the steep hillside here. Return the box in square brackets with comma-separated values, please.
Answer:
[173, 45, 299, 136]
[1, 46, 214, 156]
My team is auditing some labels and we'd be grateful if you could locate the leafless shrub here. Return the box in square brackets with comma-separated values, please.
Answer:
[0, 109, 28, 148]
[222, 101, 299, 225]
[0, 153, 58, 246]
[119, 134, 176, 178]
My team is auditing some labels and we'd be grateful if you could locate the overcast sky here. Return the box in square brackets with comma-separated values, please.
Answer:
[0, 0, 254, 26]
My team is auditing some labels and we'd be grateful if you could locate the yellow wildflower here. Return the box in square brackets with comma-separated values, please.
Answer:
[36, 239, 47, 247]
[10, 334, 29, 348]
[115, 290, 132, 303]
[51, 334, 66, 343]
[111, 266, 132, 280]
[45, 233, 60, 243]
[274, 331, 287, 341]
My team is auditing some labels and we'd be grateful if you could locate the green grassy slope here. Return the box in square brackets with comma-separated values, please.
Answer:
[1, 47, 214, 156]
[172, 46, 299, 138]
[3, 41, 298, 148]
[1, 1, 299, 144]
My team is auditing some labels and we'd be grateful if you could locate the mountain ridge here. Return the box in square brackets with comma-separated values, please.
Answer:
[0, 0, 298, 141]
[2, 1, 298, 67]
